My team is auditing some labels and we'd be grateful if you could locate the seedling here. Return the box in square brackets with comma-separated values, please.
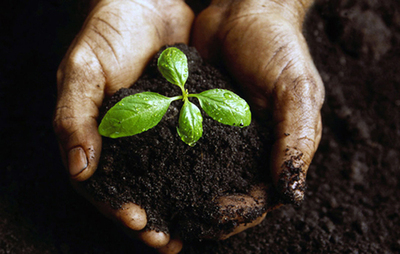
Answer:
[98, 47, 251, 146]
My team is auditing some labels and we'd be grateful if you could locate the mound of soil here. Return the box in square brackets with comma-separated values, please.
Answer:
[84, 44, 278, 240]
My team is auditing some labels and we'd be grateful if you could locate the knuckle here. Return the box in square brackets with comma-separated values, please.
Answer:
[53, 106, 80, 140]
[68, 51, 94, 77]
[292, 75, 319, 103]
[64, 43, 105, 84]
[276, 72, 325, 112]
[53, 113, 74, 137]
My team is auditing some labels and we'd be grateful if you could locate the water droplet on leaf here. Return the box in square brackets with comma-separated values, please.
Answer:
[224, 93, 232, 99]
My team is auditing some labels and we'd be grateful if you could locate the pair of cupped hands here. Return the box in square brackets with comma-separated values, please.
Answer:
[53, 0, 324, 253]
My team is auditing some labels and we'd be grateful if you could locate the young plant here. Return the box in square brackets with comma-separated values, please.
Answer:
[98, 47, 251, 146]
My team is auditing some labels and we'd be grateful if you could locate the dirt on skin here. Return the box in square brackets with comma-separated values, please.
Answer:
[1, 0, 399, 253]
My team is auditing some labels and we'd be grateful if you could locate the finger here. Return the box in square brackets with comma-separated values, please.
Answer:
[271, 99, 323, 205]
[53, 45, 105, 181]
[134, 230, 170, 249]
[215, 185, 282, 239]
[98, 202, 147, 231]
[217, 186, 267, 222]
[259, 30, 324, 205]
[157, 238, 183, 254]
[220, 212, 267, 240]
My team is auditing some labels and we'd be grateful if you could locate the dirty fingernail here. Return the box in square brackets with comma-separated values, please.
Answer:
[68, 147, 88, 176]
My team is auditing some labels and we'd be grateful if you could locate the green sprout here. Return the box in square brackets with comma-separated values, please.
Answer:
[98, 47, 251, 146]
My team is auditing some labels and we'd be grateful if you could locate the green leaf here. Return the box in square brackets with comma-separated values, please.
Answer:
[195, 89, 251, 127]
[157, 47, 188, 89]
[177, 100, 203, 146]
[98, 92, 173, 138]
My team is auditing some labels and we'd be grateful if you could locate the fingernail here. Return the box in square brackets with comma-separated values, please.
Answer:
[68, 147, 88, 176]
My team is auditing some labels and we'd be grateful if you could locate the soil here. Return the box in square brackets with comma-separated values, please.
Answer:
[1, 0, 400, 253]
[84, 44, 277, 240]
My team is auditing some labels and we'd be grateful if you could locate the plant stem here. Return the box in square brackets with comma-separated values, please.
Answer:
[170, 95, 183, 101]
[182, 89, 189, 102]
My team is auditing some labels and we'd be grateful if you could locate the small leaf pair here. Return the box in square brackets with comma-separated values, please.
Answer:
[98, 47, 251, 146]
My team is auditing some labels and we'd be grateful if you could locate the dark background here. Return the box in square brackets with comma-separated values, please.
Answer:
[1, 0, 399, 253]
[1, 0, 156, 253]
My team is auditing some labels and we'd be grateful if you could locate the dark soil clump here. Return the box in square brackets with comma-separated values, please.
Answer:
[84, 44, 275, 240]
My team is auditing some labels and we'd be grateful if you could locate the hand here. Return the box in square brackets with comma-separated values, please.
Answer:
[192, 0, 324, 234]
[53, 0, 193, 253]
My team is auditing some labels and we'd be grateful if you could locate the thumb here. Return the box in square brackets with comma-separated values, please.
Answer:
[271, 111, 323, 205]
[267, 29, 324, 205]
[53, 46, 105, 181]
